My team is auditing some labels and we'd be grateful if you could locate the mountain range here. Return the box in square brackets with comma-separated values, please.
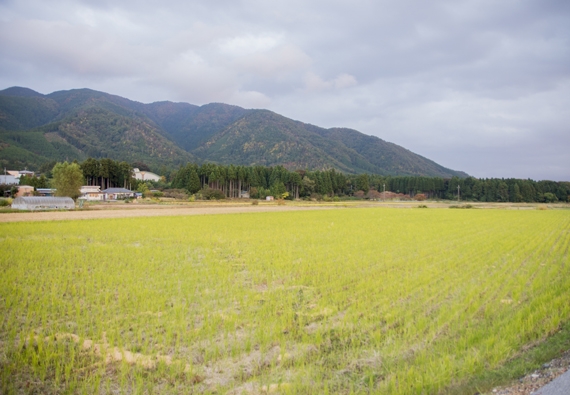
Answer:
[0, 87, 467, 177]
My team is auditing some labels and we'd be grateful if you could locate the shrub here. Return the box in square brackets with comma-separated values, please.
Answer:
[251, 200, 259, 205]
[310, 193, 323, 201]
[198, 188, 226, 200]
[414, 194, 427, 201]
[163, 189, 189, 200]
[417, 204, 428, 208]
[542, 192, 558, 203]
[353, 190, 365, 199]
[366, 190, 382, 200]
[277, 199, 286, 206]
[0, 198, 12, 207]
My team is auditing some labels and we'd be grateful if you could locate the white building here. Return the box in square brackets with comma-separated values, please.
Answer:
[0, 175, 18, 185]
[133, 168, 161, 182]
[101, 188, 135, 200]
[80, 185, 104, 201]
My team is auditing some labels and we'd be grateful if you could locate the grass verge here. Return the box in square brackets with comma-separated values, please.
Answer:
[447, 320, 570, 394]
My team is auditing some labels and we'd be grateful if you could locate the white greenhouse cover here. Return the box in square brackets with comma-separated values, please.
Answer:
[11, 196, 75, 211]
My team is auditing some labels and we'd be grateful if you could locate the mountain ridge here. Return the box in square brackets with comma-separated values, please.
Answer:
[0, 86, 468, 177]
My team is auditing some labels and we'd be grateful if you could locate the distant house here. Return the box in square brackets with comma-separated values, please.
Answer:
[37, 188, 56, 197]
[102, 187, 135, 200]
[7, 170, 34, 179]
[12, 196, 75, 211]
[80, 185, 104, 201]
[133, 168, 161, 182]
[240, 190, 250, 199]
[0, 175, 18, 185]
[15, 185, 34, 197]
[266, 196, 274, 201]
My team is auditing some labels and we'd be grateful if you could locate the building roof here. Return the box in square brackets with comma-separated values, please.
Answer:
[80, 185, 101, 192]
[11, 196, 75, 210]
[101, 188, 133, 193]
[13, 196, 73, 204]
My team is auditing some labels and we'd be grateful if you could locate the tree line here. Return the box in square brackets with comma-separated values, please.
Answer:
[370, 176, 569, 203]
[12, 158, 570, 203]
[169, 162, 570, 203]
[80, 158, 134, 189]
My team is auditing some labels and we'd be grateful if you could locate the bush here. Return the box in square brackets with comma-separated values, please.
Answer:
[449, 204, 473, 209]
[277, 199, 286, 206]
[417, 204, 428, 208]
[251, 200, 259, 205]
[542, 192, 558, 203]
[0, 198, 12, 207]
[198, 188, 226, 200]
[163, 189, 189, 200]
[310, 193, 323, 201]
[366, 190, 382, 200]
[353, 190, 365, 199]
[414, 194, 427, 201]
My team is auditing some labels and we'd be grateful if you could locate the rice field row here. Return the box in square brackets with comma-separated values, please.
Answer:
[1, 207, 569, 394]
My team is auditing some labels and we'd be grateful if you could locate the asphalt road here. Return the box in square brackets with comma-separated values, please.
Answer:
[532, 369, 570, 395]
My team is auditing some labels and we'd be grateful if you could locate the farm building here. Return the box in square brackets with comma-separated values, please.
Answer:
[80, 185, 104, 201]
[11, 196, 75, 211]
[37, 188, 56, 196]
[15, 185, 34, 197]
[6, 170, 34, 179]
[102, 187, 135, 200]
[0, 175, 18, 185]
[133, 168, 161, 182]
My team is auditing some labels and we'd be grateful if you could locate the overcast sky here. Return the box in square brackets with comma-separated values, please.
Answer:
[1, 0, 569, 180]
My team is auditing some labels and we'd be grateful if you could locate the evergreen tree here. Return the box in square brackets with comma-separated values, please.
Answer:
[187, 167, 201, 194]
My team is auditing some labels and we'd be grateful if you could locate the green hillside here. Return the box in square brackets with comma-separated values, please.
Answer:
[0, 87, 467, 177]
[0, 88, 194, 171]
[193, 110, 376, 173]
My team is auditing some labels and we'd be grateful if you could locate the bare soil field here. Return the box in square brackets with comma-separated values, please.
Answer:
[0, 203, 337, 222]
[0, 200, 566, 223]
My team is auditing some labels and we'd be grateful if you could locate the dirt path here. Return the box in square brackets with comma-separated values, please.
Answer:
[1, 200, 565, 223]
[0, 204, 336, 223]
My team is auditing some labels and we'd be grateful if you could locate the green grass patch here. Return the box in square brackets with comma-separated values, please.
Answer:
[447, 320, 570, 394]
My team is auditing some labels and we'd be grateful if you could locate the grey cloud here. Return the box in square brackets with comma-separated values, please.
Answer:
[0, 0, 568, 180]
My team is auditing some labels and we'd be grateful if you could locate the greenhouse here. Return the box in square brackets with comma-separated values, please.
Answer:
[11, 196, 75, 211]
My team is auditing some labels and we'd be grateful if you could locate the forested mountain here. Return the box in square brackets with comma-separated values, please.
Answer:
[0, 87, 467, 177]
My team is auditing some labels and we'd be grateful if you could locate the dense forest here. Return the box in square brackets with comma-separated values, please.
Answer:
[169, 162, 569, 203]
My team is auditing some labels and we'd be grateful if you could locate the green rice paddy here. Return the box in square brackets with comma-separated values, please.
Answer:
[1, 208, 569, 394]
